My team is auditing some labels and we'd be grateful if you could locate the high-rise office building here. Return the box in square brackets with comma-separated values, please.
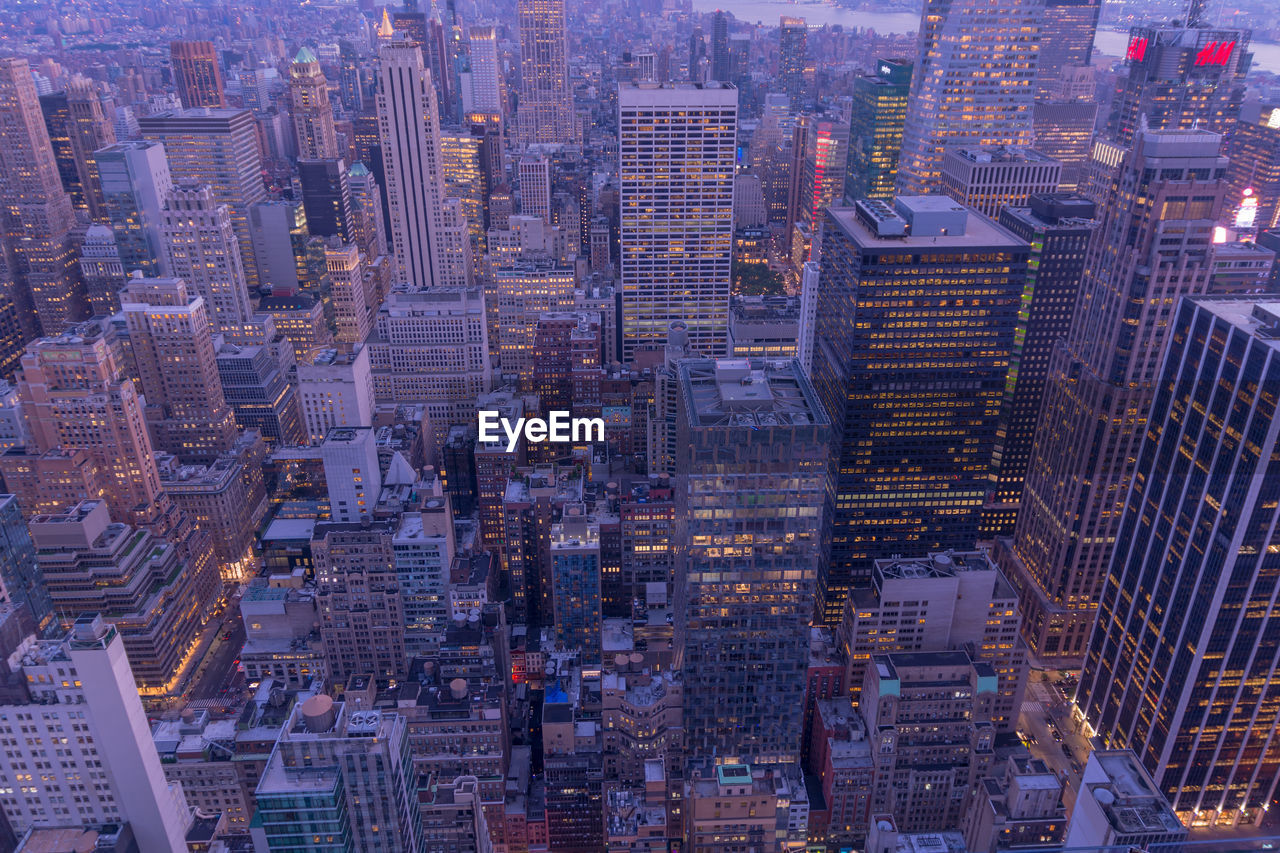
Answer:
[93, 141, 173, 278]
[298, 158, 357, 242]
[997, 129, 1230, 662]
[39, 92, 82, 213]
[376, 43, 472, 290]
[348, 162, 388, 259]
[0, 57, 85, 336]
[0, 493, 52, 635]
[1108, 23, 1249, 146]
[518, 153, 552, 223]
[468, 25, 505, 117]
[139, 108, 266, 289]
[161, 182, 255, 335]
[313, 519, 406, 681]
[838, 550, 1028, 731]
[326, 241, 375, 344]
[121, 275, 238, 463]
[16, 319, 165, 525]
[795, 114, 851, 233]
[895, 0, 1042, 195]
[1034, 0, 1101, 97]
[812, 198, 1026, 621]
[31, 501, 220, 695]
[675, 358, 830, 766]
[170, 40, 226, 108]
[255, 697, 421, 851]
[65, 77, 116, 220]
[550, 515, 602, 663]
[940, 147, 1062, 219]
[861, 650, 998, 831]
[778, 17, 807, 104]
[1078, 296, 1280, 826]
[517, 0, 578, 145]
[0, 614, 193, 849]
[710, 11, 730, 83]
[289, 48, 340, 160]
[1032, 96, 1098, 192]
[1226, 106, 1280, 232]
[847, 59, 912, 201]
[981, 193, 1096, 538]
[618, 82, 736, 359]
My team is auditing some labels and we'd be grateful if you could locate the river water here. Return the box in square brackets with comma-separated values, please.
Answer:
[690, 0, 1280, 74]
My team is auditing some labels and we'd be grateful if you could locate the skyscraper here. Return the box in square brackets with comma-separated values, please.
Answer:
[313, 519, 406, 681]
[1226, 105, 1280, 231]
[468, 25, 505, 117]
[64, 76, 116, 220]
[812, 198, 1027, 621]
[675, 358, 830, 766]
[289, 48, 340, 160]
[982, 193, 1096, 538]
[93, 140, 173, 278]
[517, 0, 578, 145]
[618, 81, 736, 359]
[161, 182, 255, 336]
[997, 129, 1230, 662]
[139, 108, 266, 290]
[0, 614, 194, 849]
[710, 11, 730, 83]
[169, 40, 226, 109]
[895, 0, 1042, 194]
[0, 57, 86, 336]
[940, 146, 1063, 219]
[121, 275, 238, 463]
[0, 493, 53, 635]
[78, 225, 126, 315]
[1034, 0, 1101, 97]
[795, 113, 851, 237]
[1078, 295, 1280, 826]
[1108, 23, 1249, 146]
[847, 59, 913, 201]
[16, 319, 165, 525]
[778, 17, 807, 104]
[518, 153, 552, 222]
[376, 43, 472, 290]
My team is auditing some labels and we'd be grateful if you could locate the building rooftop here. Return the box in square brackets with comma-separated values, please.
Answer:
[679, 358, 827, 429]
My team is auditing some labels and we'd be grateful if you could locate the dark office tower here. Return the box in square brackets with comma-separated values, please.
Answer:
[289, 48, 340, 161]
[688, 28, 705, 83]
[1108, 24, 1249, 146]
[847, 59, 912, 201]
[0, 494, 53, 636]
[711, 12, 730, 83]
[517, 0, 577, 145]
[1226, 106, 1280, 232]
[812, 198, 1027, 623]
[298, 159, 356, 242]
[38, 93, 83, 213]
[980, 193, 1097, 539]
[996, 129, 1230, 663]
[778, 17, 807, 104]
[896, 0, 1042, 195]
[392, 8, 429, 45]
[170, 41, 226, 109]
[338, 41, 364, 112]
[0, 58, 85, 337]
[675, 359, 831, 766]
[1034, 0, 1101, 97]
[65, 79, 116, 221]
[139, 108, 266, 290]
[1078, 296, 1280, 827]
